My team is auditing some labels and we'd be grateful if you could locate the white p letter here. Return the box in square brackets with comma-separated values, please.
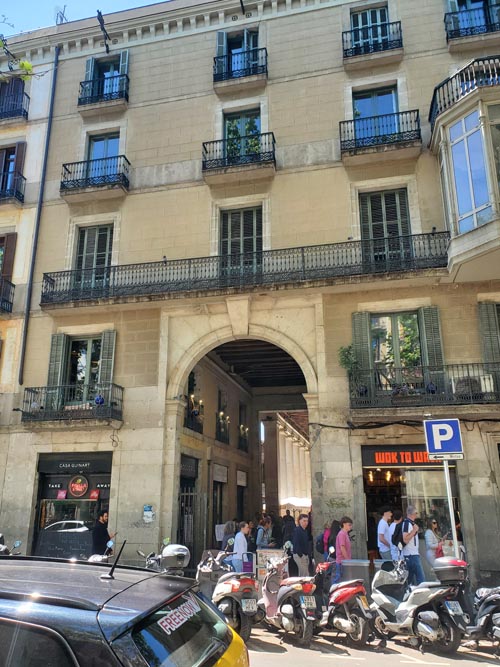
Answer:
[431, 424, 454, 450]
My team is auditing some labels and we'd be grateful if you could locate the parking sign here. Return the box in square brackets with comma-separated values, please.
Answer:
[423, 419, 464, 460]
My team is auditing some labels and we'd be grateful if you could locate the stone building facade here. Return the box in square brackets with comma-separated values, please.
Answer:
[0, 0, 499, 583]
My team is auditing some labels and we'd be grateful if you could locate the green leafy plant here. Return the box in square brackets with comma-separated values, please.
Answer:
[338, 344, 359, 373]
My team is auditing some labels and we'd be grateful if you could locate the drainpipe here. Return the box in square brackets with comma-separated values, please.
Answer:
[18, 44, 60, 386]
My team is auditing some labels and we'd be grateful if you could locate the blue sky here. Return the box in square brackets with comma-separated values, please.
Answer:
[2, 1, 163, 36]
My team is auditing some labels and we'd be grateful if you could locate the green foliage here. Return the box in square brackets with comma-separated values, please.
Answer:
[338, 344, 359, 372]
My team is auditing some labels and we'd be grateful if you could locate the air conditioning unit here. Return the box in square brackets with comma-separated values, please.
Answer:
[451, 374, 494, 395]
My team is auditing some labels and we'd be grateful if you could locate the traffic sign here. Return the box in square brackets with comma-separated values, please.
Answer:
[423, 418, 464, 460]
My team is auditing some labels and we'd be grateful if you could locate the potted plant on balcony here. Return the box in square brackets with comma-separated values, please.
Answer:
[338, 345, 368, 400]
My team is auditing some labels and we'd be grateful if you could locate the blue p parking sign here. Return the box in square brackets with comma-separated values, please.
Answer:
[423, 419, 464, 460]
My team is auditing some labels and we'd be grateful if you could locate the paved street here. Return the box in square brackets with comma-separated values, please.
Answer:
[248, 626, 499, 666]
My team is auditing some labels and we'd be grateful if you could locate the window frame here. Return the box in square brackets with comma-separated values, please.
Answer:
[0, 617, 79, 666]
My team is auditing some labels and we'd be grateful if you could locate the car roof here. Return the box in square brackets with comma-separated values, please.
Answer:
[0, 557, 196, 640]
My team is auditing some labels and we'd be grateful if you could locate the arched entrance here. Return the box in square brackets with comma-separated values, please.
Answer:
[165, 328, 318, 567]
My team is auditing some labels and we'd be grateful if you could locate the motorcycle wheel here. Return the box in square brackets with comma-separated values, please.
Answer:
[295, 617, 314, 648]
[432, 615, 461, 655]
[347, 611, 369, 646]
[235, 611, 252, 643]
[372, 615, 397, 640]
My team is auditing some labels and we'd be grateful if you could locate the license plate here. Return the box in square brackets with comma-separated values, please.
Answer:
[445, 601, 463, 615]
[359, 595, 370, 610]
[300, 596, 316, 609]
[241, 598, 257, 613]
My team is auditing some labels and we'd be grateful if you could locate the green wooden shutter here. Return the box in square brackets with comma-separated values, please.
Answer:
[352, 312, 372, 371]
[47, 334, 69, 386]
[13, 141, 26, 176]
[119, 50, 129, 76]
[99, 330, 116, 385]
[1, 232, 17, 280]
[216, 31, 227, 58]
[478, 302, 500, 362]
[418, 306, 444, 368]
[84, 57, 95, 81]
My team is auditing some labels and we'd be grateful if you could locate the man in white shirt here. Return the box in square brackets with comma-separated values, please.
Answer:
[232, 521, 250, 572]
[377, 507, 393, 561]
[402, 505, 425, 585]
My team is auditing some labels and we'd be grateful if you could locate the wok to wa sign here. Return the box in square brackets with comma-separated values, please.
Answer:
[361, 445, 448, 468]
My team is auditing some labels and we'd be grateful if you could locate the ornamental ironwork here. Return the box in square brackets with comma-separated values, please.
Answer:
[0, 92, 29, 120]
[78, 74, 129, 105]
[0, 277, 14, 313]
[340, 110, 421, 153]
[213, 47, 268, 82]
[342, 21, 403, 58]
[60, 155, 130, 191]
[21, 383, 124, 422]
[444, 7, 500, 41]
[0, 170, 26, 203]
[202, 132, 275, 170]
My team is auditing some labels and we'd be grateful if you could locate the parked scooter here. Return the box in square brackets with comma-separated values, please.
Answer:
[88, 539, 114, 563]
[137, 540, 190, 575]
[0, 536, 22, 556]
[465, 583, 500, 654]
[370, 556, 468, 654]
[196, 542, 260, 642]
[259, 543, 317, 648]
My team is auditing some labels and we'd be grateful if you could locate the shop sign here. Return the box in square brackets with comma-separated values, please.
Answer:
[57, 490, 67, 499]
[38, 452, 112, 474]
[181, 455, 198, 479]
[89, 490, 100, 500]
[213, 464, 228, 483]
[237, 470, 247, 487]
[68, 475, 89, 498]
[362, 445, 449, 467]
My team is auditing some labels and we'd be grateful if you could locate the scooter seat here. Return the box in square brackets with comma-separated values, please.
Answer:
[281, 576, 313, 586]
[217, 571, 257, 584]
[329, 579, 364, 593]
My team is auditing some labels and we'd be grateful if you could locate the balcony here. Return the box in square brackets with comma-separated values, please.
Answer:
[184, 410, 203, 434]
[340, 110, 421, 164]
[349, 363, 500, 409]
[40, 232, 449, 306]
[202, 133, 275, 184]
[0, 171, 26, 204]
[342, 21, 403, 70]
[77, 75, 129, 117]
[0, 92, 29, 122]
[21, 383, 124, 423]
[215, 415, 230, 445]
[0, 278, 14, 314]
[60, 156, 130, 203]
[238, 434, 249, 452]
[429, 56, 500, 134]
[445, 7, 500, 50]
[213, 48, 267, 93]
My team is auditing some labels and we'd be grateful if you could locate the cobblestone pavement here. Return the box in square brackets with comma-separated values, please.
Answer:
[247, 626, 499, 667]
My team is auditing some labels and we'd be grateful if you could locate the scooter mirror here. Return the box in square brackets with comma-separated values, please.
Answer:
[162, 537, 170, 546]
[283, 540, 292, 550]
[397, 542, 404, 551]
[226, 538, 235, 548]
[13, 540, 21, 548]
[328, 545, 335, 554]
[106, 540, 114, 549]
[137, 550, 146, 558]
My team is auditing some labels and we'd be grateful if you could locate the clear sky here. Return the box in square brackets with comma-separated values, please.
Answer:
[2, 0, 165, 36]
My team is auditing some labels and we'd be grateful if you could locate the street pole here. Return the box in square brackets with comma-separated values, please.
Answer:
[443, 460, 459, 559]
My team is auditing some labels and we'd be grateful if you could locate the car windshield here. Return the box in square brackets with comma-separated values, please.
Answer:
[131, 591, 231, 667]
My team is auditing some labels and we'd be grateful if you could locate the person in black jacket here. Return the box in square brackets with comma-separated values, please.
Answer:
[292, 514, 310, 576]
[91, 510, 116, 555]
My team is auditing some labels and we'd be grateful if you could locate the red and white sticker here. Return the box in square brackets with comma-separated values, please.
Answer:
[157, 595, 201, 636]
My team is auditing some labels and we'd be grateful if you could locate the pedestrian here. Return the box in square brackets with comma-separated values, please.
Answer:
[377, 506, 393, 561]
[322, 522, 331, 561]
[389, 509, 403, 561]
[425, 518, 443, 567]
[91, 509, 116, 555]
[256, 516, 275, 549]
[292, 513, 310, 576]
[333, 516, 353, 583]
[221, 520, 236, 550]
[232, 521, 250, 572]
[402, 505, 425, 585]
[269, 512, 283, 548]
[282, 509, 295, 543]
[247, 519, 257, 553]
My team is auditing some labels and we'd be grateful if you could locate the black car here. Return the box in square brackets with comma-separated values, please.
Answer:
[0, 556, 249, 667]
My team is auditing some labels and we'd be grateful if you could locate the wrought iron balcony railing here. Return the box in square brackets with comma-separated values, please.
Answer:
[0, 170, 26, 203]
[21, 383, 124, 422]
[214, 48, 268, 82]
[0, 92, 30, 120]
[429, 55, 500, 130]
[444, 7, 500, 41]
[202, 132, 275, 170]
[184, 410, 203, 434]
[60, 156, 130, 191]
[40, 232, 449, 305]
[215, 415, 230, 444]
[238, 434, 249, 452]
[78, 75, 130, 105]
[342, 21, 403, 58]
[0, 277, 15, 313]
[349, 363, 500, 409]
[340, 110, 421, 153]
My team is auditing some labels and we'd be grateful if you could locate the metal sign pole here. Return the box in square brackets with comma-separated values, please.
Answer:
[443, 460, 460, 559]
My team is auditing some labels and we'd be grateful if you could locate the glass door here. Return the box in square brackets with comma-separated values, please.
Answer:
[351, 6, 389, 51]
[453, 0, 487, 30]
[224, 110, 261, 162]
[66, 337, 102, 404]
[353, 88, 398, 145]
[97, 60, 120, 96]
[87, 134, 119, 180]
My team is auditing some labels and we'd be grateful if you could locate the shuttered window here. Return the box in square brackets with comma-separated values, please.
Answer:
[0, 233, 17, 280]
[360, 189, 410, 241]
[47, 330, 116, 387]
[76, 225, 113, 272]
[220, 207, 262, 256]
[0, 142, 27, 194]
[478, 302, 500, 362]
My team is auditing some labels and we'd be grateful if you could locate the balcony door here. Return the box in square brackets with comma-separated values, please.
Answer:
[74, 225, 113, 297]
[216, 30, 259, 77]
[224, 110, 261, 162]
[66, 337, 102, 404]
[353, 87, 398, 145]
[360, 189, 411, 269]
[448, 0, 488, 30]
[351, 6, 389, 51]
[87, 134, 119, 181]
[96, 59, 121, 96]
[220, 207, 262, 283]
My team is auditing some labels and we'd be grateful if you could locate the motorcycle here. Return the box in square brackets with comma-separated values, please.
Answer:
[0, 537, 22, 556]
[196, 542, 260, 643]
[370, 555, 468, 655]
[465, 584, 500, 654]
[137, 540, 190, 576]
[259, 543, 317, 648]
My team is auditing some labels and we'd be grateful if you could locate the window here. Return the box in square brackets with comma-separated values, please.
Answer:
[215, 29, 259, 78]
[87, 134, 120, 180]
[359, 189, 411, 265]
[351, 6, 390, 51]
[0, 78, 27, 119]
[0, 619, 77, 666]
[75, 225, 113, 290]
[82, 50, 129, 101]
[449, 110, 492, 233]
[224, 109, 261, 159]
[447, 0, 499, 30]
[220, 206, 262, 280]
[0, 233, 17, 281]
[0, 142, 26, 198]
[488, 104, 500, 193]
[238, 402, 249, 451]
[216, 388, 230, 443]
[353, 87, 398, 142]
[371, 312, 422, 369]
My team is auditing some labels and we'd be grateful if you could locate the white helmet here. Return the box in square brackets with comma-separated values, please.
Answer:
[160, 543, 190, 569]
